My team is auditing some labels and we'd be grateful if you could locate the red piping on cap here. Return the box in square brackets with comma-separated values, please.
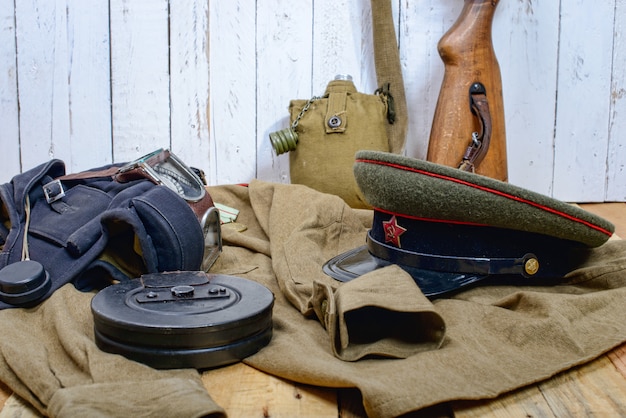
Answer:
[375, 207, 488, 227]
[356, 158, 613, 238]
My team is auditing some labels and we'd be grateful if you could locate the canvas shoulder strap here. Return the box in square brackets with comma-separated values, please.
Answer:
[371, 0, 408, 154]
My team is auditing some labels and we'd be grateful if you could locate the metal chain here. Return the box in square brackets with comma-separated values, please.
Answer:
[291, 96, 321, 130]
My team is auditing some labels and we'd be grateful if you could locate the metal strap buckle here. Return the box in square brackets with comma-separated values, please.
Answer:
[42, 179, 65, 204]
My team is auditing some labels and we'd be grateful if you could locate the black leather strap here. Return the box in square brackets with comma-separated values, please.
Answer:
[459, 82, 492, 172]
[366, 231, 535, 277]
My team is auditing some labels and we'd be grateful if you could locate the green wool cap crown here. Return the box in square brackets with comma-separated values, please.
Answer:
[354, 151, 614, 248]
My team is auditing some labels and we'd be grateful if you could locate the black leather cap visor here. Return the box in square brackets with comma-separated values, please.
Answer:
[323, 211, 591, 298]
[323, 245, 489, 298]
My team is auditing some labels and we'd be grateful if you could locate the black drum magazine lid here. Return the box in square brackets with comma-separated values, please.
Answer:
[91, 271, 274, 370]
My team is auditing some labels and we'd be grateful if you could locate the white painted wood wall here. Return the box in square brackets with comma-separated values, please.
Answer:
[1, 0, 625, 202]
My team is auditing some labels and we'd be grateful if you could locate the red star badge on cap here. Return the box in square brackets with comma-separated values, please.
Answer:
[382, 215, 407, 247]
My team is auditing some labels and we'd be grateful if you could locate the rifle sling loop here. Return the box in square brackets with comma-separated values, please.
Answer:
[459, 82, 492, 172]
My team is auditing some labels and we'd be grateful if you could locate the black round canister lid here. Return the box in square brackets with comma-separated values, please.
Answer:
[0, 260, 51, 306]
[91, 271, 274, 369]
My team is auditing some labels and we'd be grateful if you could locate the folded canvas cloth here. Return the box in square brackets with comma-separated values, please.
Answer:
[0, 284, 225, 418]
[208, 180, 626, 417]
[0, 179, 625, 417]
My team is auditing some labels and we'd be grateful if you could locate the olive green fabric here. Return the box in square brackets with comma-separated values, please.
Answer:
[0, 285, 225, 418]
[207, 180, 626, 417]
[288, 80, 390, 209]
[211, 180, 446, 361]
[354, 150, 614, 247]
[1, 180, 625, 418]
[310, 266, 446, 361]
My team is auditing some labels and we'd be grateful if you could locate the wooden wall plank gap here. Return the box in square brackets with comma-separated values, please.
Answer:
[0, 0, 21, 183]
[552, 0, 616, 202]
[605, 0, 626, 201]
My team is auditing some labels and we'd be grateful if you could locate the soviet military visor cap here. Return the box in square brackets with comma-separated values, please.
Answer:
[323, 151, 615, 298]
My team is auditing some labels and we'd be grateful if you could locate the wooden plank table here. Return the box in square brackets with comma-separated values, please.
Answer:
[1, 203, 625, 417]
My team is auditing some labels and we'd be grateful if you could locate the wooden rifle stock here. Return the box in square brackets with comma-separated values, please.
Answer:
[427, 0, 507, 181]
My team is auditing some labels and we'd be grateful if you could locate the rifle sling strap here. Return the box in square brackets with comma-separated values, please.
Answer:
[459, 82, 493, 172]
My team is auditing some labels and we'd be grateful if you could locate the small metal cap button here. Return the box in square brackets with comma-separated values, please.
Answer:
[328, 116, 342, 128]
[171, 285, 195, 297]
[524, 258, 540, 276]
